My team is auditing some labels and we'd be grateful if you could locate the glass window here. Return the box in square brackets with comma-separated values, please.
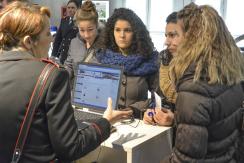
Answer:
[225, 0, 244, 37]
[149, 0, 173, 32]
[125, 0, 147, 25]
[150, 32, 165, 52]
[149, 0, 173, 51]
[195, 0, 221, 15]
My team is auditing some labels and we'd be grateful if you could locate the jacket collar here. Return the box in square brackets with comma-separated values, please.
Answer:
[0, 50, 34, 62]
[175, 63, 196, 90]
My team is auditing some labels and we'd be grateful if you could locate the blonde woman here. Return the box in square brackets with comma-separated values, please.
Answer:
[163, 3, 244, 163]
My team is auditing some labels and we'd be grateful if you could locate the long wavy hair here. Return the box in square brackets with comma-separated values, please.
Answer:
[100, 8, 154, 57]
[170, 3, 244, 85]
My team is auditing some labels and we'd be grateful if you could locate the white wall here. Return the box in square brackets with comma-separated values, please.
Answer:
[31, 0, 66, 27]
[31, 0, 124, 27]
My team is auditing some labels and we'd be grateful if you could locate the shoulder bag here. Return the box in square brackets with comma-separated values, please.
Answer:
[11, 60, 58, 163]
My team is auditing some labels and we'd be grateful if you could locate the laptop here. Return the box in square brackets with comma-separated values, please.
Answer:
[72, 62, 122, 129]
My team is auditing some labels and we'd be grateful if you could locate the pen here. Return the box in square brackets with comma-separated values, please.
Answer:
[147, 109, 156, 125]
[148, 111, 154, 117]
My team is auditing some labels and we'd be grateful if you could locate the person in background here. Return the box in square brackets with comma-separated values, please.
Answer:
[64, 0, 102, 82]
[143, 12, 183, 126]
[51, 0, 79, 64]
[162, 3, 244, 162]
[0, 2, 132, 162]
[96, 8, 159, 119]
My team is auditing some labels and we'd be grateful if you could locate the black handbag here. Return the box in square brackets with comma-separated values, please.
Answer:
[11, 61, 57, 163]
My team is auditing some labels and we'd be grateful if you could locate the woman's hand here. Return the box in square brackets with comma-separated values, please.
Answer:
[103, 98, 133, 124]
[153, 108, 174, 126]
[143, 109, 156, 125]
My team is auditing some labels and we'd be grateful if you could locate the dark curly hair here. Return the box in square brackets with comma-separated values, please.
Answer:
[101, 8, 154, 57]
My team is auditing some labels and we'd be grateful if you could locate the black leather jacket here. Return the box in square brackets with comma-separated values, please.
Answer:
[0, 51, 110, 163]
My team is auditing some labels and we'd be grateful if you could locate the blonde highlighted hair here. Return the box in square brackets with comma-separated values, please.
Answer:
[170, 3, 244, 85]
[0, 1, 50, 51]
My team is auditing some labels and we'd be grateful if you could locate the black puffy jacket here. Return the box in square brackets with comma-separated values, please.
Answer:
[167, 64, 244, 163]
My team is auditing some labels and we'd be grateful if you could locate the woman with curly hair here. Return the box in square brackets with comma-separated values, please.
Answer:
[96, 8, 159, 119]
[162, 3, 244, 163]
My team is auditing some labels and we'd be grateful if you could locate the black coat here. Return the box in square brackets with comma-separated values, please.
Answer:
[51, 17, 78, 64]
[164, 64, 244, 163]
[0, 51, 110, 163]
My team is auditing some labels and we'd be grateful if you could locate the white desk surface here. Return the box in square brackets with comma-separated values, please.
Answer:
[103, 119, 171, 151]
[76, 119, 172, 163]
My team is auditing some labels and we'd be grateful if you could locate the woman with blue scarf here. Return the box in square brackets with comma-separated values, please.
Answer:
[96, 8, 159, 119]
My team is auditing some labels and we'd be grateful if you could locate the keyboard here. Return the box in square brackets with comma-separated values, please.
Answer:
[74, 109, 102, 122]
[74, 109, 117, 132]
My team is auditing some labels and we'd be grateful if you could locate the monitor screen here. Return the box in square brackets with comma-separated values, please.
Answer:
[73, 63, 122, 110]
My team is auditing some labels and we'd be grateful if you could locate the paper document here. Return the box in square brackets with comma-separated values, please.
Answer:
[154, 92, 161, 109]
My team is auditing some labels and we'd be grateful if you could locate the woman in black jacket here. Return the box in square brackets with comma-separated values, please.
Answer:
[0, 2, 131, 163]
[162, 3, 244, 163]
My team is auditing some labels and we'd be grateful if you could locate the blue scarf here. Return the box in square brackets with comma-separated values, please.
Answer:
[96, 50, 159, 76]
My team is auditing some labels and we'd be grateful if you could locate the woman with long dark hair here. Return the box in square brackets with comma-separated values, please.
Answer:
[97, 8, 159, 119]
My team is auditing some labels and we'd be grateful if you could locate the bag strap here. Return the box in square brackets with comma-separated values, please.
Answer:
[241, 108, 244, 132]
[11, 62, 57, 163]
[83, 49, 95, 63]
